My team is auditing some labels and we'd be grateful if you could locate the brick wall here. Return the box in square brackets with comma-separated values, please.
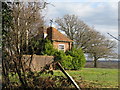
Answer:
[53, 41, 72, 51]
[23, 55, 54, 71]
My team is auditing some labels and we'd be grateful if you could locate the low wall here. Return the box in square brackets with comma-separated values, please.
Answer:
[23, 55, 54, 71]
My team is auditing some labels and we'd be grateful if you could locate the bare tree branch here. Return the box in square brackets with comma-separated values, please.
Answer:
[107, 33, 120, 41]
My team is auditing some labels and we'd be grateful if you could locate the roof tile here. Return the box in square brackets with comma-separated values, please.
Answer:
[47, 27, 73, 42]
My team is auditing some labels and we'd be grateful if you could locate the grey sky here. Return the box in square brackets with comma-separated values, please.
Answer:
[45, 0, 118, 41]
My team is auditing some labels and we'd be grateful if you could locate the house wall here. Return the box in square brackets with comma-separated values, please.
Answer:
[53, 41, 72, 51]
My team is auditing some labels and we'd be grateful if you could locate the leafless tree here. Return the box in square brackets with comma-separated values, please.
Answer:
[2, 1, 46, 88]
[55, 14, 95, 50]
[56, 14, 90, 40]
[55, 14, 117, 68]
[86, 31, 117, 67]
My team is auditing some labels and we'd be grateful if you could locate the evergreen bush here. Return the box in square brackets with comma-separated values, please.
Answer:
[28, 39, 86, 70]
[61, 48, 86, 70]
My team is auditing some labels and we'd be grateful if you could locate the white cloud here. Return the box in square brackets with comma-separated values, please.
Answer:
[94, 25, 118, 37]
[46, 2, 117, 19]
[86, 0, 119, 2]
[45, 1, 118, 40]
[48, 0, 119, 2]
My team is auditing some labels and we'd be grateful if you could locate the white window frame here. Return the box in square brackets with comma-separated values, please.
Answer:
[58, 44, 65, 51]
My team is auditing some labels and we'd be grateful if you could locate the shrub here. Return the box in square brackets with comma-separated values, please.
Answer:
[27, 38, 44, 55]
[27, 38, 86, 70]
[54, 50, 66, 61]
[60, 55, 73, 70]
[42, 39, 58, 56]
[61, 48, 86, 70]
[28, 39, 58, 55]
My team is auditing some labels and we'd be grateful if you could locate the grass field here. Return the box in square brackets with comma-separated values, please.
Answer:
[7, 68, 119, 88]
[53, 68, 119, 88]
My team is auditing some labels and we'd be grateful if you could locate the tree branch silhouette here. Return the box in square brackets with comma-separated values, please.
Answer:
[107, 33, 120, 41]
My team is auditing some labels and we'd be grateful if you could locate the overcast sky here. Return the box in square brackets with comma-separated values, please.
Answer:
[44, 0, 119, 41]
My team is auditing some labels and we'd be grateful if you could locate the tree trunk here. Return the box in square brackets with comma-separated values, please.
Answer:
[93, 57, 98, 68]
[2, 59, 10, 88]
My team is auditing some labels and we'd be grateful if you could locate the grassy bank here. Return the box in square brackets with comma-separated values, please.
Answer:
[53, 68, 118, 88]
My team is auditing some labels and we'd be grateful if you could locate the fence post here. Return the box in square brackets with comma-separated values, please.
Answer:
[56, 62, 81, 90]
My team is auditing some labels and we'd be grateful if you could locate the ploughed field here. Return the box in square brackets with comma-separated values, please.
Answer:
[53, 68, 118, 88]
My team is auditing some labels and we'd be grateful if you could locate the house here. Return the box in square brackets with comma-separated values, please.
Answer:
[23, 27, 73, 71]
[43, 27, 73, 52]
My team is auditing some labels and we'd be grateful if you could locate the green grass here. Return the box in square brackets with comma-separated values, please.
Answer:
[7, 68, 118, 88]
[53, 68, 118, 88]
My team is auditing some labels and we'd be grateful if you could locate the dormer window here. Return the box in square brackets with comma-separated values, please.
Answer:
[58, 44, 65, 51]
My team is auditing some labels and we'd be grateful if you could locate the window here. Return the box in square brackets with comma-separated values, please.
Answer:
[58, 44, 65, 51]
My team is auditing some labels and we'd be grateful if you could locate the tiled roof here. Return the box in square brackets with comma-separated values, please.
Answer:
[47, 27, 73, 42]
